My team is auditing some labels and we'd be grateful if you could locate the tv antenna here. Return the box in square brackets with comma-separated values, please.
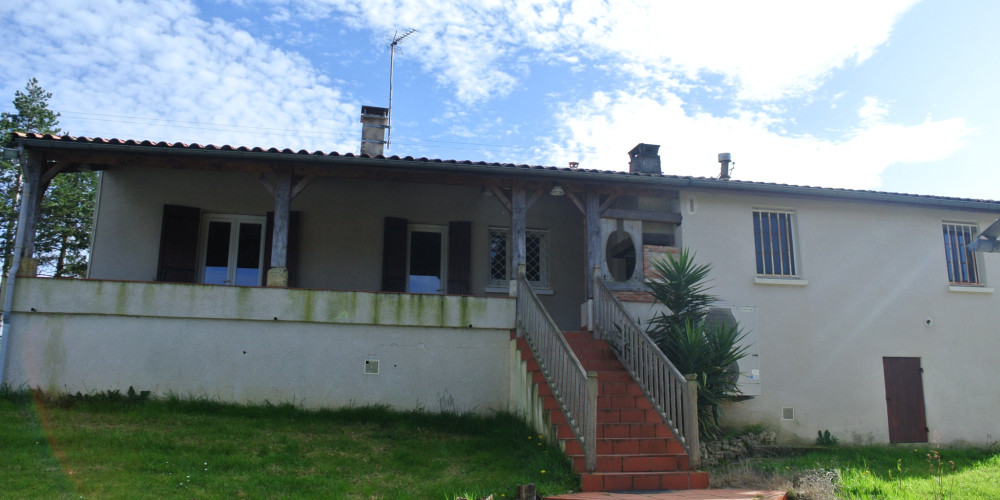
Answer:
[387, 28, 416, 151]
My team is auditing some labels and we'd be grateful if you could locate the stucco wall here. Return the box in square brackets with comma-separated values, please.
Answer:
[89, 167, 586, 329]
[5, 278, 516, 412]
[679, 189, 1000, 445]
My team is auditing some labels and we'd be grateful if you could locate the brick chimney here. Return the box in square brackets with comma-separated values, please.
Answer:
[628, 143, 661, 174]
[360, 105, 389, 157]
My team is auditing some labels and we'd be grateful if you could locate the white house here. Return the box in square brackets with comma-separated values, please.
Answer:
[2, 129, 998, 489]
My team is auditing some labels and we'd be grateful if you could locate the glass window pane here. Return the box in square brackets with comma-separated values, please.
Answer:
[204, 221, 231, 285]
[489, 231, 508, 281]
[234, 223, 262, 286]
[409, 231, 442, 293]
[526, 234, 543, 282]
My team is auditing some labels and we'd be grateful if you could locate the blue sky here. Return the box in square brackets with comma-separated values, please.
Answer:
[3, 0, 998, 200]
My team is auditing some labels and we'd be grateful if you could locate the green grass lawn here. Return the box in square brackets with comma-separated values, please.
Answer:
[711, 443, 1000, 499]
[0, 388, 578, 499]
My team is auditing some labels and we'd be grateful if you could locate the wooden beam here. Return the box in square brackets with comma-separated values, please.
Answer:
[511, 183, 527, 274]
[565, 191, 585, 215]
[290, 174, 315, 199]
[270, 173, 292, 269]
[526, 189, 543, 210]
[601, 208, 682, 224]
[257, 174, 276, 196]
[19, 153, 44, 261]
[598, 193, 619, 214]
[490, 186, 512, 212]
[40, 162, 69, 186]
[584, 188, 601, 299]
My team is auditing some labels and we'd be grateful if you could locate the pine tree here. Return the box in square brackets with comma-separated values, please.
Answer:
[1, 78, 96, 277]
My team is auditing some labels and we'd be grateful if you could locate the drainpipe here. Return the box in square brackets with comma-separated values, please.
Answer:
[0, 146, 32, 387]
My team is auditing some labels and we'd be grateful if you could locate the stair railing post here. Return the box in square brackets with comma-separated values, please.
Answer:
[587, 265, 604, 340]
[685, 374, 701, 469]
[585, 370, 599, 472]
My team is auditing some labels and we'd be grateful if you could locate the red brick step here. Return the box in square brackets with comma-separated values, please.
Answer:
[512, 329, 706, 492]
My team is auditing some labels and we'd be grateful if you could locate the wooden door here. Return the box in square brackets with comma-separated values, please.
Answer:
[882, 357, 928, 443]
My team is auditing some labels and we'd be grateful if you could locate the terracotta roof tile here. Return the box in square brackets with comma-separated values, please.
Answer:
[8, 132, 1000, 206]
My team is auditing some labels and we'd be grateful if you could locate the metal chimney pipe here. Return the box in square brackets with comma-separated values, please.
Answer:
[718, 153, 731, 180]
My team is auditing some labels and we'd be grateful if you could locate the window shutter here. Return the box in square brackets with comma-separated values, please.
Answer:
[381, 217, 407, 292]
[448, 221, 472, 295]
[156, 204, 200, 283]
[265, 211, 301, 287]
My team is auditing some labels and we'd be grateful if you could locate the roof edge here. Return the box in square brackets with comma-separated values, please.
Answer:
[10, 132, 1000, 212]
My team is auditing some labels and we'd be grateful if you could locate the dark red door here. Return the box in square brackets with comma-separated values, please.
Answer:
[882, 357, 928, 443]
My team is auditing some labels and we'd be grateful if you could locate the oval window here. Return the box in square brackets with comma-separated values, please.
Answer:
[605, 230, 636, 282]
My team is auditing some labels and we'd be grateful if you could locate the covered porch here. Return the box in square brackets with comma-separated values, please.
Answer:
[6, 134, 684, 330]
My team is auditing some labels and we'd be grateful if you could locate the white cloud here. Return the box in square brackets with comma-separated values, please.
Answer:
[249, 0, 918, 103]
[858, 96, 890, 125]
[541, 90, 971, 191]
[0, 0, 359, 151]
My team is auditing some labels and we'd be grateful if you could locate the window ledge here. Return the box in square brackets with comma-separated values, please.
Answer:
[754, 277, 808, 287]
[485, 285, 553, 295]
[948, 285, 994, 294]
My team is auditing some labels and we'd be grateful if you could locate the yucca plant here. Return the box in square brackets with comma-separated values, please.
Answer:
[645, 248, 716, 333]
[645, 249, 749, 439]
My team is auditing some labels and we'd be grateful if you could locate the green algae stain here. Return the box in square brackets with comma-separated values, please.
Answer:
[234, 286, 252, 319]
[299, 290, 313, 322]
[115, 281, 129, 315]
[141, 283, 156, 315]
[371, 293, 382, 325]
[326, 290, 357, 323]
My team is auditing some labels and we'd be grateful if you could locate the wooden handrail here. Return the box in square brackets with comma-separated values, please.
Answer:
[592, 270, 700, 467]
[515, 273, 598, 471]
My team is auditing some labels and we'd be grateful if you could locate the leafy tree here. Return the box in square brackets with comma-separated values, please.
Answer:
[1, 78, 96, 277]
[645, 249, 749, 439]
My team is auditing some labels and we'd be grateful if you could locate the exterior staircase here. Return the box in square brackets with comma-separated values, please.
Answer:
[513, 331, 709, 492]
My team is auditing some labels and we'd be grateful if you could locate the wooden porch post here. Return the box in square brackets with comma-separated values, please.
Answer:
[266, 173, 292, 287]
[16, 153, 45, 277]
[511, 182, 527, 293]
[584, 188, 601, 300]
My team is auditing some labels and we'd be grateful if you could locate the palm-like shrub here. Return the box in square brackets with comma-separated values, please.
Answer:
[645, 249, 749, 439]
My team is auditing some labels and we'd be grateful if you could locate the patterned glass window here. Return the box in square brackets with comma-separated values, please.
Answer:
[489, 230, 508, 282]
[943, 223, 980, 285]
[753, 209, 797, 277]
[488, 227, 548, 288]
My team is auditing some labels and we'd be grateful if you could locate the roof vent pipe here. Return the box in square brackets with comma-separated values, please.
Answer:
[718, 152, 732, 180]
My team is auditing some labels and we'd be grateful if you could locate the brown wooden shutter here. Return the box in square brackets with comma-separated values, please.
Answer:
[265, 211, 301, 287]
[156, 204, 200, 283]
[447, 221, 472, 295]
[381, 217, 407, 292]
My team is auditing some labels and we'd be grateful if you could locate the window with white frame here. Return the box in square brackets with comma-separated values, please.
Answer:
[488, 227, 548, 288]
[942, 222, 981, 285]
[752, 209, 798, 277]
